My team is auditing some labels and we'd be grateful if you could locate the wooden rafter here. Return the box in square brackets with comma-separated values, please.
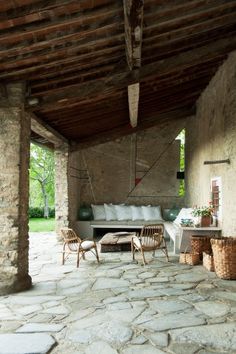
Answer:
[29, 113, 68, 147]
[25, 35, 236, 111]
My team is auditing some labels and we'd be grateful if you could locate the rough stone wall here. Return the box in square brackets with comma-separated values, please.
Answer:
[55, 143, 70, 236]
[77, 119, 186, 209]
[185, 51, 236, 235]
[68, 150, 81, 229]
[55, 145, 80, 237]
[0, 83, 31, 295]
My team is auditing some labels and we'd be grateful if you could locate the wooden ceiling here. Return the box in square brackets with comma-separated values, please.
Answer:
[1, 0, 236, 148]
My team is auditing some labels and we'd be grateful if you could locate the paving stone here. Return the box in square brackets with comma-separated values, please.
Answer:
[93, 278, 130, 290]
[85, 341, 118, 354]
[106, 302, 131, 310]
[130, 335, 147, 344]
[138, 272, 156, 279]
[30, 313, 54, 323]
[43, 305, 70, 315]
[194, 301, 230, 318]
[127, 289, 162, 299]
[148, 277, 169, 283]
[212, 291, 236, 303]
[15, 304, 42, 315]
[139, 312, 206, 331]
[44, 301, 60, 308]
[144, 331, 168, 347]
[180, 293, 208, 303]
[0, 321, 22, 333]
[148, 299, 191, 313]
[121, 344, 166, 354]
[16, 323, 65, 333]
[94, 320, 133, 347]
[0, 333, 56, 354]
[175, 273, 207, 282]
[170, 323, 236, 351]
[106, 308, 143, 322]
[67, 329, 94, 344]
[72, 313, 107, 329]
[57, 283, 91, 295]
[103, 295, 127, 304]
[168, 342, 202, 354]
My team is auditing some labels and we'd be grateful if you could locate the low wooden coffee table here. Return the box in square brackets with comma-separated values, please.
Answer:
[99, 232, 136, 252]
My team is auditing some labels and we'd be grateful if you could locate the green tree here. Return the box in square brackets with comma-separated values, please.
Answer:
[30, 143, 55, 218]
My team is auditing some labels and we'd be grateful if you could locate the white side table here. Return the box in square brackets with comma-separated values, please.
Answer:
[179, 227, 222, 252]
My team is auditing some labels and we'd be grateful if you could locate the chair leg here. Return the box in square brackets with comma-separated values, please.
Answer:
[62, 243, 66, 265]
[77, 255, 80, 267]
[141, 248, 147, 265]
[94, 244, 100, 263]
[131, 239, 135, 260]
[163, 239, 169, 261]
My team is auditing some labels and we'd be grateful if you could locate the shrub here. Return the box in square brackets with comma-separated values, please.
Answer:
[29, 207, 44, 218]
[49, 208, 55, 218]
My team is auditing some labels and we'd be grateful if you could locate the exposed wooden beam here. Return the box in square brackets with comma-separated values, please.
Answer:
[29, 112, 68, 147]
[123, 0, 144, 128]
[25, 35, 236, 111]
[128, 83, 140, 128]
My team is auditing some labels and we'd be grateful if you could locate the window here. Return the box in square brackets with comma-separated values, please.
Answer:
[211, 177, 222, 219]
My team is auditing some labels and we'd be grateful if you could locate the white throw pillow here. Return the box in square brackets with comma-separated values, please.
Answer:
[104, 203, 117, 221]
[131, 206, 144, 220]
[141, 206, 163, 221]
[174, 208, 194, 225]
[91, 204, 106, 220]
[115, 205, 132, 221]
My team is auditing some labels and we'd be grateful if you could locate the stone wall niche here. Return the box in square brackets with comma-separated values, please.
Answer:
[0, 83, 32, 295]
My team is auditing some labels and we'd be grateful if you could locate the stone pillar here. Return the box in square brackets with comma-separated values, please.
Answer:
[55, 143, 70, 238]
[0, 83, 31, 295]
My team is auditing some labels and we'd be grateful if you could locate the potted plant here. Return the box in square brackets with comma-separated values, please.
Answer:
[191, 203, 214, 227]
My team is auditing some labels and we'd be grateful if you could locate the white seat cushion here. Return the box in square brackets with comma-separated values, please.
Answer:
[104, 203, 117, 221]
[115, 205, 133, 221]
[91, 204, 106, 220]
[80, 240, 95, 250]
[142, 205, 163, 221]
[131, 206, 144, 220]
[133, 236, 161, 249]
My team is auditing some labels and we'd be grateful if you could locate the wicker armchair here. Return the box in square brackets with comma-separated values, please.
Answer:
[61, 228, 99, 267]
[131, 224, 169, 265]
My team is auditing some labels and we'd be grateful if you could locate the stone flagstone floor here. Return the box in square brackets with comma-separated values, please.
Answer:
[0, 232, 236, 354]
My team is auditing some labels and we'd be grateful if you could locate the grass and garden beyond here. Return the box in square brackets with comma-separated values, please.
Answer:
[29, 218, 55, 232]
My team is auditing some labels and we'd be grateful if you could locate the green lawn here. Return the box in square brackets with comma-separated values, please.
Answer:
[29, 218, 55, 232]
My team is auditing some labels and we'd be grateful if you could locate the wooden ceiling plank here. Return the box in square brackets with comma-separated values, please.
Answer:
[143, 12, 236, 47]
[70, 107, 194, 149]
[0, 5, 122, 47]
[143, 24, 236, 61]
[0, 0, 113, 26]
[123, 0, 144, 128]
[0, 22, 123, 60]
[0, 47, 125, 79]
[24, 35, 236, 110]
[0, 41, 125, 71]
[143, 1, 236, 35]
[27, 55, 125, 81]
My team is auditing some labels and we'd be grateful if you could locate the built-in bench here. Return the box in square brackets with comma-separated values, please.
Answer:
[74, 220, 221, 255]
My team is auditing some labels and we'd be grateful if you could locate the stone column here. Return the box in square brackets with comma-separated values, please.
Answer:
[55, 143, 70, 238]
[0, 83, 31, 295]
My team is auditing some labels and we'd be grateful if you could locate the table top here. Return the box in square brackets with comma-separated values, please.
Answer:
[181, 226, 221, 231]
